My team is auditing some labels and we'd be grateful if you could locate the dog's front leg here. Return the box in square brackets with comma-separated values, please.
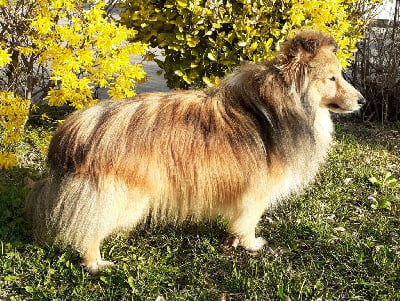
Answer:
[227, 217, 266, 251]
[83, 236, 114, 275]
[225, 199, 267, 252]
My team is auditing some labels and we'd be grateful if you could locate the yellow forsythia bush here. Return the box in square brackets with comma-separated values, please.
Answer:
[120, 0, 383, 88]
[0, 0, 147, 169]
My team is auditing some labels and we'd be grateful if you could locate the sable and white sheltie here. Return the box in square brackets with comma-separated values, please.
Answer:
[26, 30, 365, 274]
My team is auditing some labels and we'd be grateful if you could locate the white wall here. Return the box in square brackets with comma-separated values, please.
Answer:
[376, 0, 396, 19]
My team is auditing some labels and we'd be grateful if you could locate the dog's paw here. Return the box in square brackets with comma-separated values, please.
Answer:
[222, 235, 240, 255]
[224, 235, 240, 248]
[252, 237, 267, 251]
[85, 260, 115, 275]
[243, 237, 267, 252]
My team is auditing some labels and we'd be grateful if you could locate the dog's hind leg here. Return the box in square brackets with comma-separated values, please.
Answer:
[81, 181, 150, 274]
[43, 175, 117, 274]
[27, 174, 149, 274]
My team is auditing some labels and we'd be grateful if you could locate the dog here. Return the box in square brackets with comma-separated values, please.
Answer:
[26, 30, 365, 274]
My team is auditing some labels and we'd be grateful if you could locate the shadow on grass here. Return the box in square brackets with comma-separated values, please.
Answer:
[0, 168, 33, 245]
[335, 122, 400, 157]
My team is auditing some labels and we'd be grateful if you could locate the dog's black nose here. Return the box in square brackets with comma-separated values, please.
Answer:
[358, 97, 366, 105]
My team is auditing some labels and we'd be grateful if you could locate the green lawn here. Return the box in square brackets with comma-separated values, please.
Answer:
[0, 121, 399, 300]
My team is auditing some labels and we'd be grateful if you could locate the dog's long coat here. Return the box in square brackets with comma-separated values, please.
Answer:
[26, 30, 365, 274]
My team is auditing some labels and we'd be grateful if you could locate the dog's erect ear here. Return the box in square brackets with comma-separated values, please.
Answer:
[287, 37, 320, 65]
[296, 37, 321, 55]
[278, 30, 338, 66]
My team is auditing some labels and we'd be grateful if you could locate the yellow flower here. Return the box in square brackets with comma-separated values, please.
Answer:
[0, 152, 18, 169]
[0, 48, 11, 67]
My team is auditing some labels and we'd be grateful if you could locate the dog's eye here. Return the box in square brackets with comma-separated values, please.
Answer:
[329, 76, 336, 81]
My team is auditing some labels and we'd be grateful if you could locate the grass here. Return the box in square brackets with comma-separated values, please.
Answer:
[0, 120, 399, 300]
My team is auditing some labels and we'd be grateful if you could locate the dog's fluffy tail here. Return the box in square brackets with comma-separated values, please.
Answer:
[26, 173, 149, 253]
[25, 174, 114, 253]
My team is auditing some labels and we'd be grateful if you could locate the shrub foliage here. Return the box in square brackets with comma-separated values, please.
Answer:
[121, 0, 382, 89]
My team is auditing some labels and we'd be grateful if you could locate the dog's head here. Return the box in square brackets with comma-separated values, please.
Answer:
[277, 30, 365, 113]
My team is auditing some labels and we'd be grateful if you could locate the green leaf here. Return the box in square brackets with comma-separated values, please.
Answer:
[207, 52, 217, 61]
[176, 34, 185, 41]
[177, 0, 187, 8]
[174, 70, 184, 76]
[187, 37, 200, 47]
[4, 275, 18, 281]
[368, 176, 380, 186]
[202, 76, 212, 86]
[25, 286, 35, 293]
[100, 276, 110, 284]
[182, 74, 191, 84]
[384, 172, 398, 187]
[127, 275, 135, 289]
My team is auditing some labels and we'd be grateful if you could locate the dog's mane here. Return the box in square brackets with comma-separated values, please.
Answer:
[212, 30, 337, 162]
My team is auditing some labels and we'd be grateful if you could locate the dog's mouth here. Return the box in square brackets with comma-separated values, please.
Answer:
[327, 103, 340, 110]
[327, 103, 346, 113]
[326, 103, 356, 113]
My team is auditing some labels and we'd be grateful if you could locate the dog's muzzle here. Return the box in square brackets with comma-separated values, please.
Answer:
[358, 97, 367, 106]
